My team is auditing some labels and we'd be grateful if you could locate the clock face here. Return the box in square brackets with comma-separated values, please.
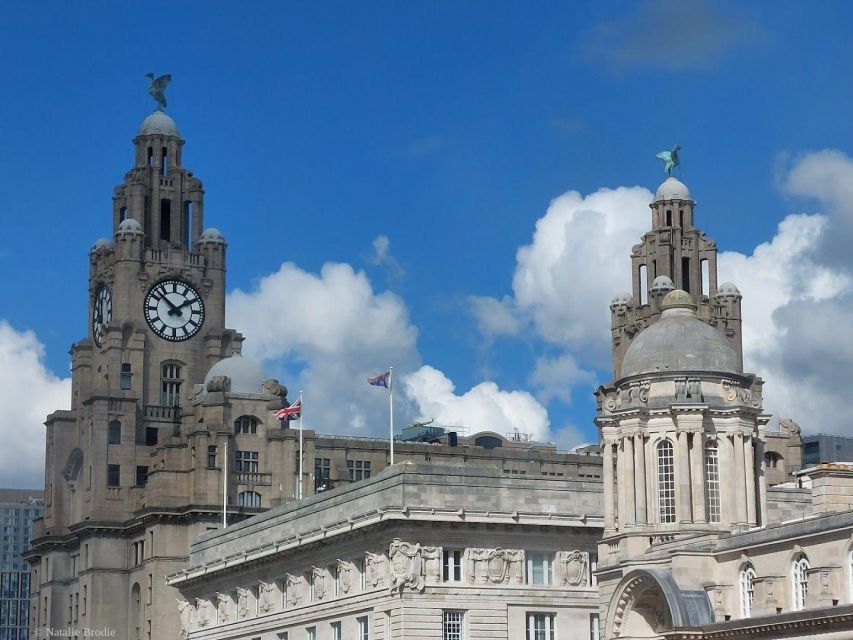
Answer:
[144, 280, 205, 342]
[92, 285, 112, 347]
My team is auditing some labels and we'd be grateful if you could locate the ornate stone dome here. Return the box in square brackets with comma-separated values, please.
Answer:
[137, 111, 180, 137]
[117, 218, 142, 233]
[650, 275, 675, 295]
[199, 228, 225, 243]
[654, 176, 691, 201]
[203, 354, 266, 394]
[620, 289, 739, 378]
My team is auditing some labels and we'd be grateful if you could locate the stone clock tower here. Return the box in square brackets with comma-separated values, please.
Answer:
[23, 108, 293, 640]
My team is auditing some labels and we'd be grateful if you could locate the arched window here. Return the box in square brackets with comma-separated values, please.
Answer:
[739, 563, 756, 617]
[792, 553, 810, 610]
[764, 452, 781, 469]
[238, 491, 261, 508]
[704, 442, 721, 523]
[657, 440, 676, 523]
[234, 416, 259, 435]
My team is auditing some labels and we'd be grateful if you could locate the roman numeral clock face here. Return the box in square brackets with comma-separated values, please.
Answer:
[144, 280, 205, 341]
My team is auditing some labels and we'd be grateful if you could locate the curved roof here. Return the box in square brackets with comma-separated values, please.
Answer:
[204, 354, 266, 394]
[655, 176, 691, 201]
[137, 111, 180, 137]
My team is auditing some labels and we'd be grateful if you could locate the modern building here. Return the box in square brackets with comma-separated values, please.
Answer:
[168, 464, 603, 640]
[0, 490, 43, 640]
[23, 107, 602, 640]
[595, 175, 853, 639]
[803, 433, 853, 466]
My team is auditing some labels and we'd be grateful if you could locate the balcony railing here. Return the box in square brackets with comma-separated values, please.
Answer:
[236, 472, 272, 486]
[144, 405, 181, 421]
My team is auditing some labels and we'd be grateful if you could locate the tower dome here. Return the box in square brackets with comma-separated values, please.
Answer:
[650, 275, 675, 295]
[137, 111, 180, 137]
[203, 354, 266, 394]
[620, 289, 739, 378]
[655, 176, 690, 201]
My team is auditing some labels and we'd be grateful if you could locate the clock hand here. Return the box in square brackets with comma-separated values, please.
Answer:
[163, 296, 182, 316]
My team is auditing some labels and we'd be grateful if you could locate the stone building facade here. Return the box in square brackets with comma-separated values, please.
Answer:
[168, 464, 604, 640]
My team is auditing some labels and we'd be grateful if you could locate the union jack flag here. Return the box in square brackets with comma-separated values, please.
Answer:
[368, 371, 391, 389]
[275, 398, 301, 420]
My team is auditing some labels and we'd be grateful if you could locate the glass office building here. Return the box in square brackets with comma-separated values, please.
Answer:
[0, 490, 43, 640]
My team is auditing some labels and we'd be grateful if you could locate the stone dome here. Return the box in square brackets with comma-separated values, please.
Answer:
[655, 176, 691, 201]
[92, 238, 113, 251]
[717, 282, 741, 296]
[620, 289, 739, 378]
[610, 292, 633, 311]
[204, 355, 266, 394]
[199, 228, 225, 243]
[650, 275, 675, 295]
[117, 218, 142, 233]
[137, 111, 180, 137]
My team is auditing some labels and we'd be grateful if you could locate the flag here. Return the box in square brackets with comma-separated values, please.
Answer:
[276, 398, 301, 420]
[368, 371, 391, 389]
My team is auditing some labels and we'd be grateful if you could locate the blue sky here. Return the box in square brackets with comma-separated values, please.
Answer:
[1, 1, 852, 485]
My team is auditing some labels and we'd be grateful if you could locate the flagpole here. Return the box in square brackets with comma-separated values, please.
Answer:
[222, 439, 228, 528]
[298, 390, 304, 500]
[389, 367, 394, 465]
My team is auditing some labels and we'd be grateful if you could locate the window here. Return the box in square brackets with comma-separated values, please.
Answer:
[443, 549, 463, 582]
[526, 613, 555, 640]
[108, 420, 121, 444]
[639, 264, 648, 305]
[160, 199, 171, 242]
[136, 466, 149, 487]
[589, 552, 598, 587]
[82, 585, 87, 615]
[120, 363, 132, 390]
[145, 426, 158, 446]
[682, 257, 691, 293]
[347, 460, 372, 481]
[764, 452, 780, 469]
[207, 446, 217, 468]
[160, 363, 182, 406]
[277, 633, 288, 640]
[235, 416, 259, 435]
[657, 441, 676, 523]
[740, 564, 756, 618]
[590, 613, 600, 640]
[132, 540, 144, 566]
[306, 627, 316, 640]
[120, 206, 128, 222]
[443, 611, 465, 640]
[238, 491, 261, 508]
[331, 621, 342, 640]
[235, 450, 259, 473]
[71, 554, 79, 577]
[792, 553, 810, 610]
[107, 464, 120, 487]
[527, 553, 553, 585]
[315, 458, 331, 491]
[705, 443, 721, 523]
[307, 572, 315, 602]
[701, 259, 709, 295]
[357, 616, 369, 640]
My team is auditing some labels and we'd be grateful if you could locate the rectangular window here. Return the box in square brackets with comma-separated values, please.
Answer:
[658, 441, 677, 524]
[306, 626, 316, 640]
[314, 458, 331, 491]
[526, 613, 555, 640]
[145, 427, 158, 447]
[107, 464, 120, 487]
[705, 444, 721, 523]
[235, 451, 259, 473]
[70, 554, 79, 577]
[590, 613, 600, 640]
[527, 553, 553, 585]
[108, 421, 121, 445]
[357, 616, 369, 640]
[207, 446, 217, 469]
[443, 611, 465, 640]
[132, 540, 144, 566]
[331, 621, 342, 640]
[136, 466, 148, 487]
[120, 363, 132, 390]
[443, 549, 463, 582]
[277, 634, 288, 640]
[347, 460, 372, 481]
[160, 363, 182, 406]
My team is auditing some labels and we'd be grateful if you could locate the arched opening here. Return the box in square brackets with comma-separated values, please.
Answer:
[234, 415, 260, 435]
[739, 563, 756, 618]
[700, 259, 709, 296]
[792, 552, 810, 610]
[639, 265, 648, 306]
[611, 574, 675, 639]
[681, 257, 691, 293]
[129, 583, 141, 640]
[159, 199, 171, 242]
[161, 147, 168, 176]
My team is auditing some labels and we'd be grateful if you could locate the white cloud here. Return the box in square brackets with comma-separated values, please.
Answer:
[228, 261, 420, 435]
[468, 295, 521, 339]
[529, 353, 596, 405]
[367, 234, 405, 285]
[404, 365, 551, 441]
[0, 322, 71, 488]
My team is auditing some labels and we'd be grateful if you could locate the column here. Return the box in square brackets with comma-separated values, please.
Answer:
[733, 432, 747, 525]
[755, 437, 768, 527]
[717, 434, 732, 525]
[744, 434, 757, 526]
[690, 432, 707, 524]
[603, 441, 615, 531]
[634, 434, 647, 525]
[677, 431, 691, 523]
[624, 436, 636, 526]
[616, 441, 625, 531]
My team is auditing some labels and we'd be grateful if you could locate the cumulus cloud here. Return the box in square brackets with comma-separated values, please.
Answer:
[404, 365, 551, 441]
[367, 234, 405, 285]
[583, 0, 765, 71]
[468, 295, 521, 340]
[529, 353, 596, 405]
[0, 322, 71, 488]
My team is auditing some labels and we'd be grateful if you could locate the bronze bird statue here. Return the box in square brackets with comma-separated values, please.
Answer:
[656, 145, 681, 176]
[145, 73, 172, 111]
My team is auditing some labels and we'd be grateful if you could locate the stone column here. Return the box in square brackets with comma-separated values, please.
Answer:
[755, 436, 768, 527]
[744, 434, 757, 526]
[634, 434, 646, 525]
[603, 441, 615, 531]
[616, 440, 625, 531]
[733, 432, 747, 525]
[690, 432, 707, 524]
[677, 431, 691, 523]
[624, 436, 635, 526]
[717, 434, 732, 525]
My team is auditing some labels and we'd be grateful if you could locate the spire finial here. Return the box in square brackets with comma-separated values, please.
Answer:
[145, 73, 172, 111]
[655, 144, 681, 176]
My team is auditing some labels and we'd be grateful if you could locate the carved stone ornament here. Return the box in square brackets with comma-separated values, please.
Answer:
[236, 587, 251, 619]
[721, 378, 751, 404]
[258, 581, 276, 614]
[312, 567, 327, 600]
[216, 592, 230, 623]
[468, 548, 525, 584]
[285, 574, 303, 607]
[206, 375, 231, 393]
[557, 550, 589, 586]
[365, 552, 385, 588]
[262, 378, 287, 398]
[194, 598, 211, 628]
[422, 546, 442, 582]
[177, 599, 191, 640]
[388, 538, 435, 593]
[337, 560, 354, 594]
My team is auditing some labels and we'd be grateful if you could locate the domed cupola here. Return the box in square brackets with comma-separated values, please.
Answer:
[619, 290, 740, 379]
[655, 176, 691, 202]
[203, 354, 267, 395]
[137, 111, 180, 138]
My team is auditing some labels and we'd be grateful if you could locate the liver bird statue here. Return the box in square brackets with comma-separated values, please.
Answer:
[145, 73, 172, 111]
[656, 145, 681, 176]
